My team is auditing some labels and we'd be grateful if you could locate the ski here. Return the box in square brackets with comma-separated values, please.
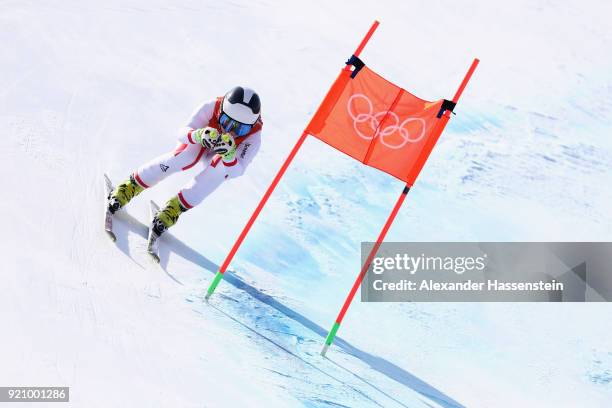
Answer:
[147, 200, 161, 263]
[103, 174, 116, 242]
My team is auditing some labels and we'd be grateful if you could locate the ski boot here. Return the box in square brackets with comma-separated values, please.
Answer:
[147, 196, 188, 262]
[107, 175, 144, 214]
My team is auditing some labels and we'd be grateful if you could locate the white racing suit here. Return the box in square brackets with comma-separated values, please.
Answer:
[132, 99, 261, 210]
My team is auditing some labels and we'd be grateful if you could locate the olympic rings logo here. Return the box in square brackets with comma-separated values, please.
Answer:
[347, 93, 426, 150]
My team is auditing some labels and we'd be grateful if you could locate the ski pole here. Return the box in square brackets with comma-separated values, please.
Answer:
[205, 21, 381, 300]
[321, 58, 480, 356]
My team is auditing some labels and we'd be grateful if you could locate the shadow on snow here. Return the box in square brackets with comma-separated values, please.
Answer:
[113, 211, 464, 408]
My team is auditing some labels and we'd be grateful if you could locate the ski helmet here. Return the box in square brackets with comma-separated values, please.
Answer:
[221, 86, 261, 126]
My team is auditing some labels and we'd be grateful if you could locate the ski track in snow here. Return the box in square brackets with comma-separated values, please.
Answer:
[1, 0, 612, 407]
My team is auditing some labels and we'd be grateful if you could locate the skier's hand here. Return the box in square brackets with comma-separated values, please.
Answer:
[192, 127, 220, 149]
[213, 133, 237, 163]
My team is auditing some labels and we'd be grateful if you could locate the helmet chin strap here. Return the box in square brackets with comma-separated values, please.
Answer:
[217, 97, 224, 122]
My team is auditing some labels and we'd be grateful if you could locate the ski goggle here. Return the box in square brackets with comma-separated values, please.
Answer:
[219, 112, 253, 137]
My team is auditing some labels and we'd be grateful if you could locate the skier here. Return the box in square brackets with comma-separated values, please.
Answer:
[106, 86, 262, 250]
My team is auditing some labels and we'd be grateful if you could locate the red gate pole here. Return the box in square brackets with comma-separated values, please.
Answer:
[205, 21, 381, 300]
[321, 58, 480, 356]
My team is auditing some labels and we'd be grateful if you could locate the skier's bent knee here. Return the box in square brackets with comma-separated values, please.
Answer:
[106, 86, 263, 244]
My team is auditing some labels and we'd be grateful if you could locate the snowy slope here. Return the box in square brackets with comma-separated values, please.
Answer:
[1, 0, 611, 407]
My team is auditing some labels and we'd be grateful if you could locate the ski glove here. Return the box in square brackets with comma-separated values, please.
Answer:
[192, 127, 220, 149]
[213, 133, 237, 163]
